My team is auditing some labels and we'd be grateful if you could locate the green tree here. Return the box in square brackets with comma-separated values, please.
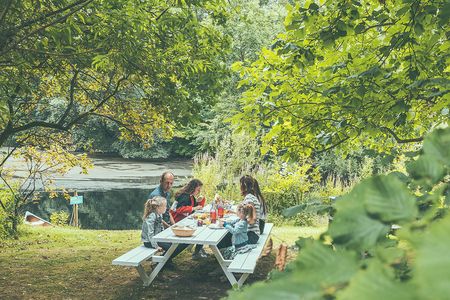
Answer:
[0, 0, 231, 234]
[0, 0, 229, 151]
[232, 0, 450, 158]
[188, 0, 288, 153]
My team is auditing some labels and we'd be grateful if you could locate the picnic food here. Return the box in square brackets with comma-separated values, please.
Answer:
[194, 213, 208, 220]
[171, 225, 196, 237]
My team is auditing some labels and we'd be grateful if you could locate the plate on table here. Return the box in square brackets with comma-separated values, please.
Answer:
[208, 223, 223, 230]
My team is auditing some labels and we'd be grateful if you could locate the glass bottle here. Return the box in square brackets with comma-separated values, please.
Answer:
[210, 203, 217, 224]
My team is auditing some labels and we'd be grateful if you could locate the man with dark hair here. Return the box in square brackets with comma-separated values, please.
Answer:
[148, 171, 175, 228]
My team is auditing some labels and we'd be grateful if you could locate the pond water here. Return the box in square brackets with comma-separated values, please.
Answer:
[26, 189, 150, 230]
[20, 156, 193, 230]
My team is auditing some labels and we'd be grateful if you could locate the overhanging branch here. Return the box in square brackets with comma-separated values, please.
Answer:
[380, 126, 423, 143]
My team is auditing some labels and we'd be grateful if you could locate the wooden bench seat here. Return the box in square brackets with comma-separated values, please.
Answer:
[228, 223, 274, 274]
[112, 245, 158, 267]
[112, 245, 167, 286]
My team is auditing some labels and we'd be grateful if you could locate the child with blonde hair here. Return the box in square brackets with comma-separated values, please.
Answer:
[141, 196, 186, 264]
[142, 196, 169, 250]
[219, 203, 257, 259]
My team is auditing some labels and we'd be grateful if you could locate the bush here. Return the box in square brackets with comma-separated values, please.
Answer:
[192, 133, 261, 201]
[228, 128, 450, 299]
[0, 186, 21, 239]
[50, 211, 70, 226]
[255, 160, 321, 216]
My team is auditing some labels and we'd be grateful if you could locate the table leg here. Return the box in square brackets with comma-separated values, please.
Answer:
[140, 243, 178, 286]
[209, 245, 239, 286]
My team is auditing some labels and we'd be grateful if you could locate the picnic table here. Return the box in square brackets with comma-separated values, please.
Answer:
[112, 213, 273, 288]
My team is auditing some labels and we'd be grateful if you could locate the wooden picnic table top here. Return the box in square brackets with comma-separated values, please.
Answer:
[152, 214, 234, 245]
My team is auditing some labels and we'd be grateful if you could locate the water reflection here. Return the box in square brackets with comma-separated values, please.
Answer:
[26, 189, 149, 230]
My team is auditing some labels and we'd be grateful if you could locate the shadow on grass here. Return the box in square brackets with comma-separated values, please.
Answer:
[113, 253, 276, 300]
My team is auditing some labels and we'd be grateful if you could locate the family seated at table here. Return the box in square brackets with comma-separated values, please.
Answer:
[141, 173, 268, 263]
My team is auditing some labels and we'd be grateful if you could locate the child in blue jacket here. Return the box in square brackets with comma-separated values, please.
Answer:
[220, 203, 256, 259]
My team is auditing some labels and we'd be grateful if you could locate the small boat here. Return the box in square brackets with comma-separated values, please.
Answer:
[24, 211, 53, 227]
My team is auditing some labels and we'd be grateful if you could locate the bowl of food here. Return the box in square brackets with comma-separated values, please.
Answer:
[171, 225, 196, 237]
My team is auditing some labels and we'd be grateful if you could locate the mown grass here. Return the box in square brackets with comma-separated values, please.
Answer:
[0, 225, 326, 300]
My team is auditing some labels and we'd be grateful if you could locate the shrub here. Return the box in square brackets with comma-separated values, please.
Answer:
[228, 128, 450, 299]
[192, 133, 260, 201]
[50, 211, 70, 226]
[0, 185, 21, 239]
[255, 160, 321, 215]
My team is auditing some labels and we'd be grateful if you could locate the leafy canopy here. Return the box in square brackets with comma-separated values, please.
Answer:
[232, 0, 450, 158]
[0, 0, 231, 234]
[0, 0, 230, 150]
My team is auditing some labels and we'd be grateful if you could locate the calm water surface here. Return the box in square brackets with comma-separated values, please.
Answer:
[22, 157, 192, 229]
[26, 189, 150, 230]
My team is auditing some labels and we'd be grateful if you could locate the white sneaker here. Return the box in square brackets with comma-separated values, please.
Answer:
[192, 248, 208, 260]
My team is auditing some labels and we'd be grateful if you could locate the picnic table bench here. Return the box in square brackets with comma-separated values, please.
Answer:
[214, 223, 273, 287]
[112, 217, 273, 288]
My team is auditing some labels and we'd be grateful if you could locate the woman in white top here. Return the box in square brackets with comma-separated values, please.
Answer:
[218, 175, 268, 248]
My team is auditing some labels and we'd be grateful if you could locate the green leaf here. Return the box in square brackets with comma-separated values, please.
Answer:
[363, 174, 418, 223]
[414, 23, 424, 36]
[283, 201, 331, 217]
[283, 203, 307, 217]
[375, 246, 404, 265]
[294, 242, 359, 287]
[227, 242, 358, 300]
[354, 23, 365, 34]
[422, 128, 450, 167]
[308, 3, 320, 11]
[410, 214, 450, 299]
[336, 261, 414, 300]
[329, 192, 390, 250]
[406, 154, 446, 185]
[437, 2, 450, 25]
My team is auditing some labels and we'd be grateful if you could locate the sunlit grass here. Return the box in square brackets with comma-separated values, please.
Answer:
[0, 224, 327, 299]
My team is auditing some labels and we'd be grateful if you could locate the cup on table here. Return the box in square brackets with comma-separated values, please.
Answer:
[217, 206, 224, 218]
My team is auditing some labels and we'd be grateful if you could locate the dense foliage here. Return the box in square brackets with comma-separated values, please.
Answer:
[229, 127, 450, 299]
[232, 0, 450, 158]
[0, 0, 229, 150]
[0, 0, 231, 234]
[188, 0, 288, 153]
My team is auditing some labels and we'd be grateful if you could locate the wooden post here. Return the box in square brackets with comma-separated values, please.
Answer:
[74, 191, 79, 227]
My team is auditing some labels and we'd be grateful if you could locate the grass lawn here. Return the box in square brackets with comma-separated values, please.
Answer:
[0, 224, 326, 300]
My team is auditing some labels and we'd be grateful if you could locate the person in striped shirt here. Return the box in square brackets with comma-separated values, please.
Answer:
[218, 175, 267, 248]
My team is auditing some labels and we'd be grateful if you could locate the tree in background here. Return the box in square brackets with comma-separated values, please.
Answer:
[0, 0, 229, 151]
[0, 0, 231, 235]
[188, 0, 288, 153]
[232, 0, 450, 158]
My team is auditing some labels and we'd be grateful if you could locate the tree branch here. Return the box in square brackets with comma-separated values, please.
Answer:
[380, 126, 423, 143]
[15, 0, 92, 31]
[1, 0, 95, 56]
[58, 69, 79, 126]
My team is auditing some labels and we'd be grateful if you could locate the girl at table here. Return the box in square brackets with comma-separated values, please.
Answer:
[172, 179, 208, 259]
[141, 196, 186, 263]
[219, 203, 256, 259]
[217, 175, 262, 249]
